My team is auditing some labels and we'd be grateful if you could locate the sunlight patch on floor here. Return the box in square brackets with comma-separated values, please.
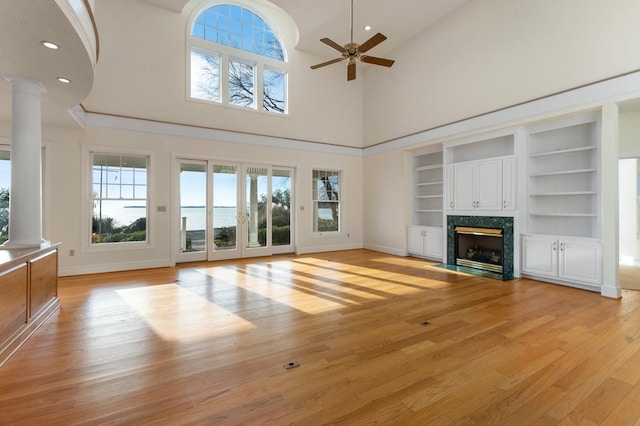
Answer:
[116, 283, 255, 342]
[196, 264, 387, 314]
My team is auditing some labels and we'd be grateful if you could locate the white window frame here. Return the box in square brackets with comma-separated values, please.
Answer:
[187, 2, 289, 114]
[81, 145, 155, 252]
[312, 169, 342, 235]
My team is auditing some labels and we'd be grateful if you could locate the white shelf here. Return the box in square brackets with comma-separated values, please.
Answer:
[530, 191, 596, 196]
[530, 212, 597, 217]
[415, 181, 443, 186]
[526, 118, 600, 238]
[529, 145, 597, 158]
[412, 148, 443, 227]
[529, 168, 596, 177]
[414, 164, 443, 172]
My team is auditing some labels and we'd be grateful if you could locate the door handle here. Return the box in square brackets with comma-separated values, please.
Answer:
[238, 212, 246, 225]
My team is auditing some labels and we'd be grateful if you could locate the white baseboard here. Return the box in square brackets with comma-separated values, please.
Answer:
[296, 243, 363, 255]
[59, 259, 174, 276]
[601, 283, 622, 299]
[363, 243, 408, 257]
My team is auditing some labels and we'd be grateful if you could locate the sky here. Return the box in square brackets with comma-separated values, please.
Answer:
[0, 157, 9, 190]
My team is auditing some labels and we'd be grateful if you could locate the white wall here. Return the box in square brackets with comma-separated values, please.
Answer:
[32, 119, 362, 275]
[363, 0, 640, 147]
[83, 0, 364, 148]
[620, 110, 640, 261]
[620, 110, 640, 154]
[362, 149, 408, 256]
[619, 159, 637, 261]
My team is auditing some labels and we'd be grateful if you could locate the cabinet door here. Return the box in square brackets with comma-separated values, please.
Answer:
[407, 226, 425, 255]
[502, 157, 516, 210]
[559, 239, 602, 285]
[476, 159, 502, 210]
[425, 227, 443, 258]
[453, 163, 475, 210]
[444, 165, 455, 211]
[521, 235, 558, 278]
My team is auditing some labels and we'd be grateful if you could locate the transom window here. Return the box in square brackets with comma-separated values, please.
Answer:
[189, 3, 287, 114]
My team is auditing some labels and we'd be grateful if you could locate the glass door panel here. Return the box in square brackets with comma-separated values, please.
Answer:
[177, 161, 207, 262]
[211, 164, 240, 259]
[272, 168, 293, 253]
[243, 165, 270, 257]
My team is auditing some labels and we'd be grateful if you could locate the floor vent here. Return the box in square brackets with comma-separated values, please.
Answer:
[282, 361, 300, 370]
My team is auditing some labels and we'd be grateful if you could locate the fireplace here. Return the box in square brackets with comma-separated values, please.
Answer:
[455, 226, 503, 273]
[447, 216, 514, 280]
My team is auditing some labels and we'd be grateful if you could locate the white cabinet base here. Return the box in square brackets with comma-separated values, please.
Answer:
[407, 226, 443, 260]
[521, 235, 602, 290]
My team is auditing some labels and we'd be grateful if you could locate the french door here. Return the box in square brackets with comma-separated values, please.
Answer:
[176, 159, 293, 262]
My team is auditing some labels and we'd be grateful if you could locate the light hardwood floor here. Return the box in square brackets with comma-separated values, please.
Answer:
[620, 263, 640, 291]
[1, 249, 640, 424]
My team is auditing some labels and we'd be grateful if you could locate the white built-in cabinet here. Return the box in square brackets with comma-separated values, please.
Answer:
[407, 225, 443, 259]
[521, 113, 603, 288]
[405, 112, 604, 292]
[412, 148, 443, 227]
[408, 147, 444, 260]
[521, 235, 602, 286]
[445, 132, 516, 212]
[451, 158, 503, 210]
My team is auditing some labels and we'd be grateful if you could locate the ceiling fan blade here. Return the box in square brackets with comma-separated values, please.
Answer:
[361, 56, 395, 67]
[320, 38, 347, 53]
[358, 32, 387, 53]
[347, 62, 356, 81]
[310, 57, 345, 69]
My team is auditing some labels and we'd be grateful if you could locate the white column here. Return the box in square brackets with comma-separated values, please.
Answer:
[3, 76, 49, 248]
[600, 102, 621, 298]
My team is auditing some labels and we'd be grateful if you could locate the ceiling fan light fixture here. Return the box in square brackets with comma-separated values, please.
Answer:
[310, 0, 394, 81]
[363, 25, 372, 31]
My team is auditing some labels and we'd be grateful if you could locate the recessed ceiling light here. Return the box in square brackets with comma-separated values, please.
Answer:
[57, 77, 71, 84]
[363, 25, 372, 31]
[41, 41, 59, 50]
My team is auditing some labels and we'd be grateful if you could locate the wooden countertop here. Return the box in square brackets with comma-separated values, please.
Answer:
[0, 243, 60, 271]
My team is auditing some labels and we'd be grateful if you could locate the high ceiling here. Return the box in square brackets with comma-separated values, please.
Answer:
[0, 0, 469, 130]
[147, 0, 469, 58]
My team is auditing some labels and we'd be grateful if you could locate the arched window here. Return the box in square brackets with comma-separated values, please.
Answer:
[189, 3, 288, 114]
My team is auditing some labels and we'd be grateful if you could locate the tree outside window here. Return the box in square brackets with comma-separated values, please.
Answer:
[0, 150, 9, 244]
[92, 153, 148, 244]
[189, 4, 287, 113]
[313, 170, 340, 232]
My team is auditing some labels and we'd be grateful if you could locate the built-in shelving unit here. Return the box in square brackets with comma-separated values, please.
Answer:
[526, 117, 600, 238]
[412, 147, 443, 227]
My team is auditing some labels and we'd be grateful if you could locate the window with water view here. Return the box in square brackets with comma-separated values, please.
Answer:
[92, 153, 148, 244]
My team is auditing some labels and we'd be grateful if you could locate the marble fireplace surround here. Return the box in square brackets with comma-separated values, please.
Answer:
[446, 215, 514, 280]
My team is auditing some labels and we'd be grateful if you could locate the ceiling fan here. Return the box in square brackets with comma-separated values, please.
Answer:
[310, 0, 395, 81]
